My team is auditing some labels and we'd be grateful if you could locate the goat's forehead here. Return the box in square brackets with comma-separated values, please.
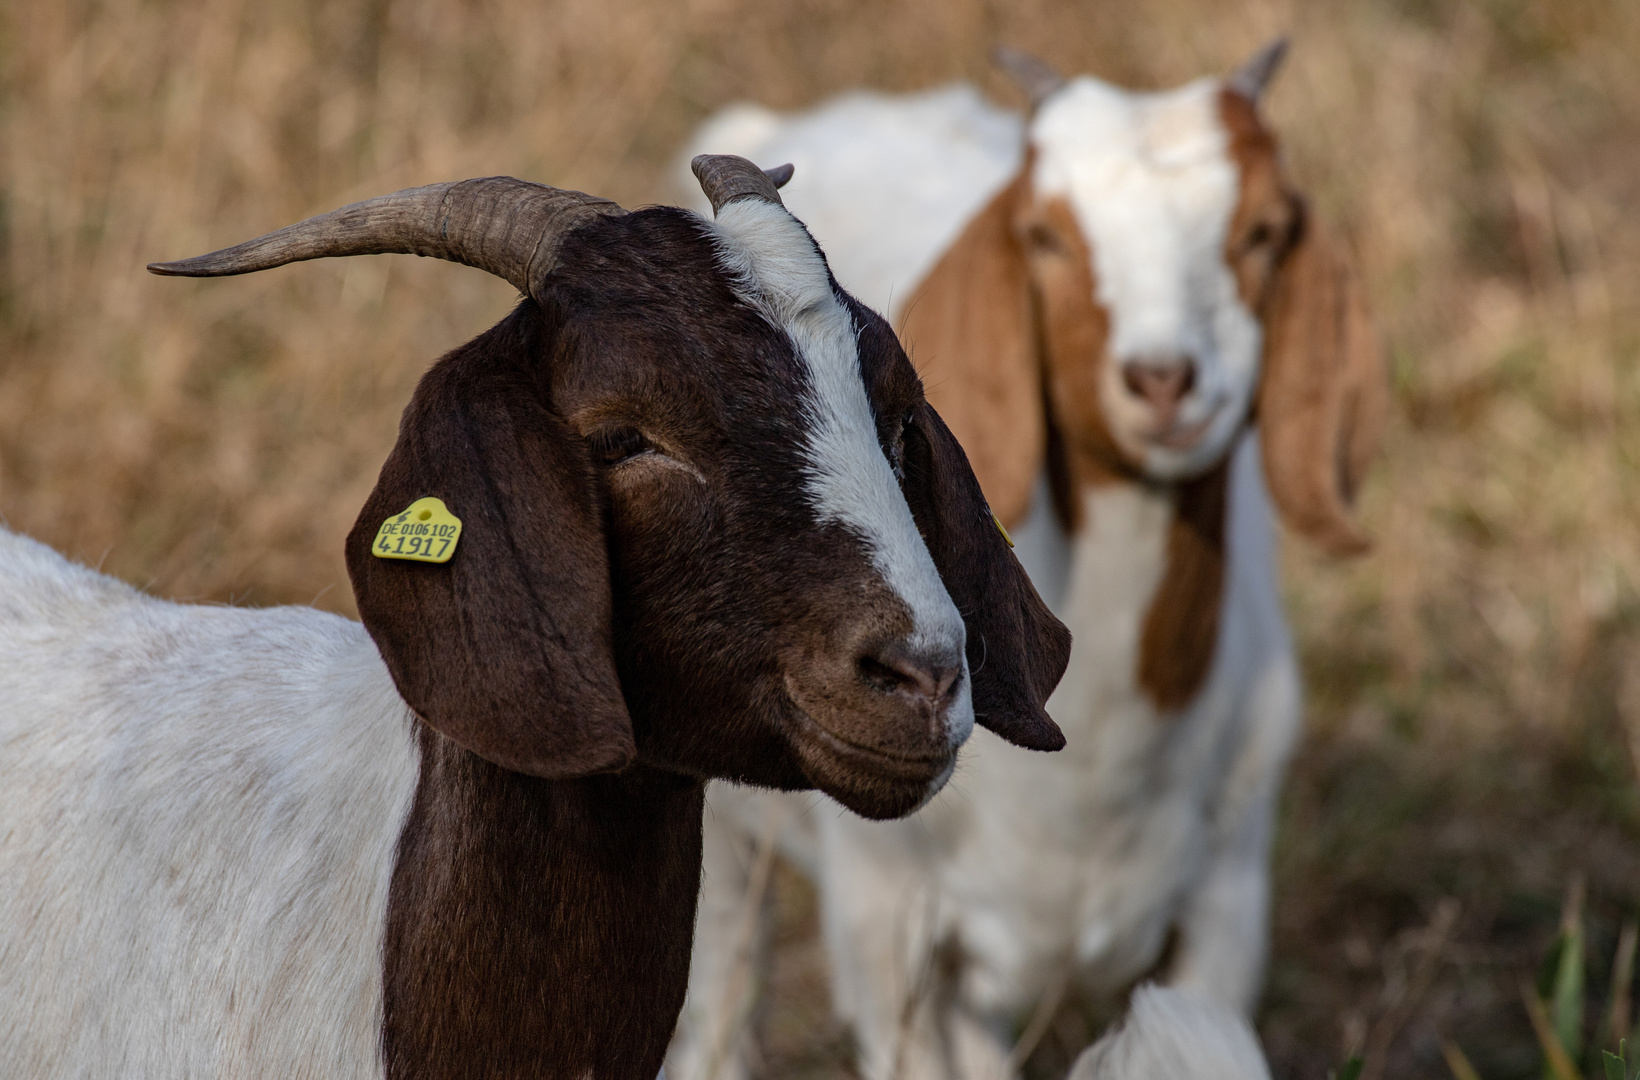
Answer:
[1032, 76, 1228, 180]
[1023, 74, 1239, 304]
[1029, 77, 1237, 239]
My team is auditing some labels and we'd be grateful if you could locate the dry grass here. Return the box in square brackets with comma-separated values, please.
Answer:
[4, 0, 1639, 1077]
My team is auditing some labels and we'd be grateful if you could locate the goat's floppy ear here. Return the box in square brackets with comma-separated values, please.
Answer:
[346, 315, 634, 778]
[902, 401, 1070, 751]
[898, 172, 1043, 527]
[1256, 203, 1389, 557]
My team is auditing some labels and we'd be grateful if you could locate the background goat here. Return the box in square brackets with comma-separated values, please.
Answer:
[0, 157, 1071, 1080]
[671, 43, 1388, 1080]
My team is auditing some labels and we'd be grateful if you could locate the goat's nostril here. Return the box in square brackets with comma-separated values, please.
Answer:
[859, 646, 960, 707]
[1121, 360, 1196, 410]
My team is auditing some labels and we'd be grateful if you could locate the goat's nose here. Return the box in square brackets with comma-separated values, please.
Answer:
[1121, 358, 1197, 424]
[859, 643, 962, 710]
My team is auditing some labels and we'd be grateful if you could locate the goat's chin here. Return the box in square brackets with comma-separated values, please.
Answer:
[778, 700, 957, 820]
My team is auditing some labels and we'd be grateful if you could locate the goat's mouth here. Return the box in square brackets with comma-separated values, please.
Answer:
[779, 681, 957, 820]
[1141, 406, 1221, 451]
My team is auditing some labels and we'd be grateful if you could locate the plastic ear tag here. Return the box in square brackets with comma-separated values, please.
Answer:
[373, 497, 462, 564]
[992, 511, 1014, 549]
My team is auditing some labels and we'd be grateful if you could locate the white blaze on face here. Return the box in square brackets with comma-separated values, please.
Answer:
[705, 198, 974, 748]
[1031, 76, 1264, 481]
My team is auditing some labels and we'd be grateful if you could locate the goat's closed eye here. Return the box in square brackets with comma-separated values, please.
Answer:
[588, 427, 654, 467]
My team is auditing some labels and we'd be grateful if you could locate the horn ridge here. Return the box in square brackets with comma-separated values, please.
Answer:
[147, 177, 625, 300]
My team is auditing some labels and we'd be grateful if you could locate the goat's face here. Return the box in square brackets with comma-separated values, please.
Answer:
[145, 165, 1070, 822]
[1019, 76, 1280, 482]
[527, 204, 1059, 818]
[906, 51, 1385, 554]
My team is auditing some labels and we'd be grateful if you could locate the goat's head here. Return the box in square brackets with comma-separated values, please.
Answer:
[910, 42, 1388, 555]
[149, 158, 1069, 820]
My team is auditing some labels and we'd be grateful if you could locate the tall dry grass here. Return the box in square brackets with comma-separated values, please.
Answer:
[3, 0, 1639, 1077]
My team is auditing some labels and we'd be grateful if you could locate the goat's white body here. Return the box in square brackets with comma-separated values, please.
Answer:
[0, 528, 420, 1080]
[673, 86, 1299, 1080]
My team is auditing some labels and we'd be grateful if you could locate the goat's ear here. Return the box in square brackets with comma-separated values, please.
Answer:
[898, 172, 1043, 527]
[1256, 202, 1389, 557]
[345, 320, 634, 778]
[902, 401, 1070, 751]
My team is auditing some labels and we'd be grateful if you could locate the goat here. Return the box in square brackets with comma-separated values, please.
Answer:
[0, 157, 1072, 1080]
[670, 42, 1388, 1080]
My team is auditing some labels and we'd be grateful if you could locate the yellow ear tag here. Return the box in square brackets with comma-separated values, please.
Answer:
[992, 511, 1014, 549]
[372, 497, 462, 564]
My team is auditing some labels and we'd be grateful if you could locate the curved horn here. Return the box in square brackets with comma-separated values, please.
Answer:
[994, 46, 1066, 109]
[147, 177, 625, 300]
[1227, 37, 1289, 103]
[691, 155, 793, 217]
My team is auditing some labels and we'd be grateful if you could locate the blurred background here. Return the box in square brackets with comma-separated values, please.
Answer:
[2, 0, 1637, 1076]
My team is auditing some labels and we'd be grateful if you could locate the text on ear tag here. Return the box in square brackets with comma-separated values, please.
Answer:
[373, 497, 462, 563]
[992, 511, 1014, 549]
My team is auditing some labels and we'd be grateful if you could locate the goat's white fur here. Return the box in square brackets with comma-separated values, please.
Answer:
[1068, 984, 1273, 1080]
[671, 77, 1299, 1080]
[708, 198, 972, 751]
[0, 528, 421, 1080]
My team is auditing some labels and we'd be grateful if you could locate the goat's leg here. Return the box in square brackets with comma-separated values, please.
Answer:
[818, 817, 979, 1080]
[1166, 654, 1300, 1013]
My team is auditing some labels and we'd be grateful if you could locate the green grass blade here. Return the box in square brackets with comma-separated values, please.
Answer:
[1524, 982, 1584, 1080]
[1607, 1050, 1627, 1080]
[1444, 1042, 1484, 1080]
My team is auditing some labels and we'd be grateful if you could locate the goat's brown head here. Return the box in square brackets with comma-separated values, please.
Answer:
[911, 42, 1388, 555]
[149, 158, 1069, 820]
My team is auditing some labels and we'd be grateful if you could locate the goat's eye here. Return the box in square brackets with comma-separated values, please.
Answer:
[1024, 223, 1062, 254]
[1245, 222, 1274, 249]
[589, 427, 652, 467]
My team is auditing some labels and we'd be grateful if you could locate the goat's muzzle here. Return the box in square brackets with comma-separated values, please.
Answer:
[780, 628, 968, 820]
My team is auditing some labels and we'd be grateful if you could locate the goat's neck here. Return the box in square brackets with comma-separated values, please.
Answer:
[1015, 452, 1232, 725]
[382, 729, 704, 1080]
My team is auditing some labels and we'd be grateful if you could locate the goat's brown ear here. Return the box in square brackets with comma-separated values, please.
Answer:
[899, 172, 1043, 527]
[1256, 203, 1389, 557]
[346, 318, 634, 778]
[902, 401, 1070, 751]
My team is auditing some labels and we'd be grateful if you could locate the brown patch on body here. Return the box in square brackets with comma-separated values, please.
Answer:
[1137, 460, 1229, 711]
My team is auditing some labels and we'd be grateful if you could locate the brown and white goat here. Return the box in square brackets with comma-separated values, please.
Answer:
[672, 44, 1388, 1080]
[0, 158, 1070, 1080]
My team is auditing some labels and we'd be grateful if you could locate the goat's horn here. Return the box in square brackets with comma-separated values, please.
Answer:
[1227, 37, 1289, 103]
[994, 46, 1066, 109]
[147, 177, 625, 300]
[692, 155, 793, 217]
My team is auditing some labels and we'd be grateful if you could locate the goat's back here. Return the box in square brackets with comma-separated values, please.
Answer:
[0, 528, 420, 1080]
[677, 84, 1022, 319]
